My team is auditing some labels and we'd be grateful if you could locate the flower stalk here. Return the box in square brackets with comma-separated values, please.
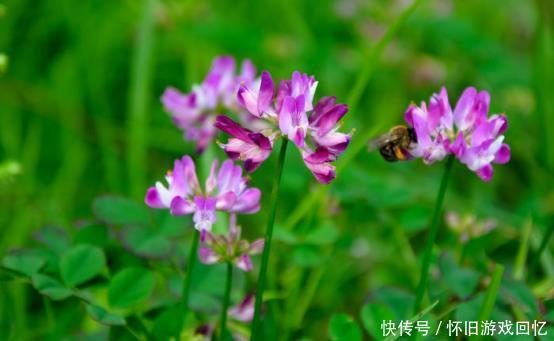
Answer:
[413, 154, 454, 314]
[219, 261, 233, 341]
[251, 139, 289, 340]
[178, 229, 200, 337]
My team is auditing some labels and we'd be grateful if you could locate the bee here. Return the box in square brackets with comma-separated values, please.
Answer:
[368, 125, 417, 162]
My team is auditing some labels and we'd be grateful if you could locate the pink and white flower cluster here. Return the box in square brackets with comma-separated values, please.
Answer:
[405, 87, 510, 181]
[145, 156, 260, 234]
[161, 56, 261, 153]
[198, 215, 264, 272]
[215, 71, 351, 184]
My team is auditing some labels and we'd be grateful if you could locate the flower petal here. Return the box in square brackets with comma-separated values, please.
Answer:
[453, 87, 477, 131]
[216, 191, 237, 211]
[170, 196, 195, 216]
[257, 71, 275, 114]
[192, 196, 217, 232]
[235, 254, 253, 272]
[198, 246, 220, 265]
[493, 143, 510, 164]
[476, 164, 493, 181]
[249, 239, 265, 254]
[232, 188, 261, 214]
[145, 187, 165, 208]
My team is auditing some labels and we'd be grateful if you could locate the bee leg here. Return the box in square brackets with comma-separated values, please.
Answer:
[394, 147, 407, 161]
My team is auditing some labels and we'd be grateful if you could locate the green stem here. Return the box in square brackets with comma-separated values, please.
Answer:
[459, 242, 469, 265]
[219, 262, 233, 341]
[413, 154, 454, 314]
[514, 217, 533, 280]
[251, 139, 289, 340]
[127, 0, 156, 199]
[477, 264, 504, 338]
[178, 229, 200, 338]
[43, 296, 54, 332]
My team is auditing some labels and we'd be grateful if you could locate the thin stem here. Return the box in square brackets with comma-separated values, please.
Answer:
[477, 264, 504, 339]
[413, 154, 454, 314]
[219, 262, 233, 341]
[43, 296, 54, 332]
[514, 217, 533, 280]
[177, 229, 200, 338]
[251, 139, 289, 340]
[127, 0, 156, 199]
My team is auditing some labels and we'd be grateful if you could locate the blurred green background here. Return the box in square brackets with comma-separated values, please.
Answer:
[0, 0, 553, 339]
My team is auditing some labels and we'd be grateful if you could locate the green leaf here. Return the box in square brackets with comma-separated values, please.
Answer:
[93, 195, 149, 225]
[74, 224, 109, 247]
[439, 252, 480, 298]
[158, 213, 189, 237]
[0, 268, 21, 281]
[108, 267, 155, 309]
[455, 293, 510, 322]
[151, 304, 181, 340]
[371, 287, 415, 321]
[383, 300, 439, 341]
[31, 274, 72, 300]
[86, 304, 126, 326]
[361, 303, 396, 339]
[500, 277, 539, 319]
[329, 314, 362, 341]
[60, 245, 106, 287]
[120, 225, 172, 259]
[32, 226, 70, 254]
[2, 249, 45, 276]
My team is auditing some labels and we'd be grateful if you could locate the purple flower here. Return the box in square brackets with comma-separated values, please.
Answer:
[145, 156, 261, 232]
[198, 215, 264, 272]
[279, 95, 309, 147]
[404, 101, 449, 164]
[161, 56, 261, 153]
[445, 211, 497, 243]
[309, 96, 350, 156]
[229, 294, 255, 322]
[216, 71, 351, 184]
[237, 71, 275, 119]
[404, 86, 510, 181]
[276, 71, 318, 113]
[215, 115, 275, 172]
[301, 148, 336, 184]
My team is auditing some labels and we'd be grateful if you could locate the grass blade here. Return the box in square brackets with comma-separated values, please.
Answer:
[127, 0, 156, 198]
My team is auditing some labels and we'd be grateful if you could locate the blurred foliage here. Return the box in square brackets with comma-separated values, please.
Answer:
[0, 0, 553, 340]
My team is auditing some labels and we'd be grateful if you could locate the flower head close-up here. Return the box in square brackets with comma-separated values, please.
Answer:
[198, 215, 264, 272]
[404, 86, 511, 181]
[216, 70, 351, 184]
[145, 156, 261, 233]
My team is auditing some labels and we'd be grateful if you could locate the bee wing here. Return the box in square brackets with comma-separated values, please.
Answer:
[367, 132, 392, 152]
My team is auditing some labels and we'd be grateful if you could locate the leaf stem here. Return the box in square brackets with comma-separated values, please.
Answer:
[251, 139, 289, 340]
[413, 154, 454, 314]
[177, 229, 200, 338]
[219, 262, 233, 341]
